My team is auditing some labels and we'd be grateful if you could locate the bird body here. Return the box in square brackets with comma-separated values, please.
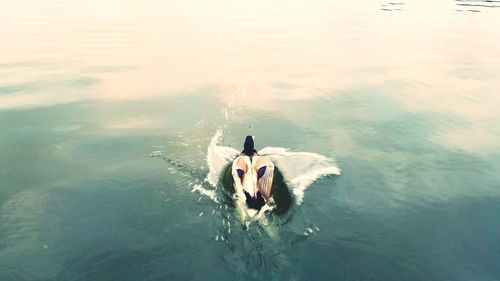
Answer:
[231, 154, 274, 218]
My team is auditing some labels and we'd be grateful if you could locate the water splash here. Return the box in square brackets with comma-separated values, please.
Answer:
[192, 184, 218, 203]
[155, 88, 340, 207]
[206, 132, 341, 205]
[206, 129, 239, 187]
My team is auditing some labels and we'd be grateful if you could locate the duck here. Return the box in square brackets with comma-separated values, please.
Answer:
[231, 136, 274, 217]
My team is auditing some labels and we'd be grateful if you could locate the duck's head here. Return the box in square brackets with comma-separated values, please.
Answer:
[243, 135, 255, 155]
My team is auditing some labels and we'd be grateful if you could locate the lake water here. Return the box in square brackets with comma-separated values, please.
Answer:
[1, 0, 500, 280]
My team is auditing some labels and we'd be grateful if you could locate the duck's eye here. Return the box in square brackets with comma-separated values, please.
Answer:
[236, 168, 244, 179]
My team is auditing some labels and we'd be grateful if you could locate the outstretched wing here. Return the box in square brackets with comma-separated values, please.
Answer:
[257, 146, 341, 204]
[254, 156, 274, 201]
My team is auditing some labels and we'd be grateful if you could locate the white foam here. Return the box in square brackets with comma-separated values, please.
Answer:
[192, 184, 219, 203]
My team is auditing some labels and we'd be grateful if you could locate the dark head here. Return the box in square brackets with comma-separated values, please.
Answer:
[243, 135, 256, 156]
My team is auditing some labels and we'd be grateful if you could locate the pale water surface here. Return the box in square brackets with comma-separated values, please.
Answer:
[1, 0, 500, 280]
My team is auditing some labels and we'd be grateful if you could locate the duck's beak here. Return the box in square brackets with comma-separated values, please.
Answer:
[252, 136, 255, 141]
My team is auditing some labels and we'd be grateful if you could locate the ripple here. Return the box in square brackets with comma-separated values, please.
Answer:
[455, 0, 500, 12]
[380, 1, 405, 11]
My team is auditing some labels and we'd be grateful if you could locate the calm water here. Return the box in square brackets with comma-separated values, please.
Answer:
[1, 0, 500, 280]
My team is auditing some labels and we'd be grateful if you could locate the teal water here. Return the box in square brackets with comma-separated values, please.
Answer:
[1, 0, 500, 280]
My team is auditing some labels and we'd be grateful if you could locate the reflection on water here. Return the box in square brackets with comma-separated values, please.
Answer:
[1, 0, 500, 280]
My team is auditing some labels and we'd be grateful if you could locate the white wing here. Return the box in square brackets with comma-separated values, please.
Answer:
[258, 146, 341, 204]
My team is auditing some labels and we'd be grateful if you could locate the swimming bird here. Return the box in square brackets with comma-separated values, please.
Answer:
[232, 136, 274, 217]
